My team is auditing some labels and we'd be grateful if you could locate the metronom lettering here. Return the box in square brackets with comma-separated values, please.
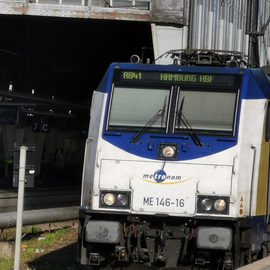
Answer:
[143, 174, 181, 180]
[160, 74, 197, 82]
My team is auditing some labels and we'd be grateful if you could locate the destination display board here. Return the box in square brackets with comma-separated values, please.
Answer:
[113, 69, 243, 87]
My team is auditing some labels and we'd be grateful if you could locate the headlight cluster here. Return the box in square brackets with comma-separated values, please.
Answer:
[100, 191, 130, 209]
[197, 196, 229, 215]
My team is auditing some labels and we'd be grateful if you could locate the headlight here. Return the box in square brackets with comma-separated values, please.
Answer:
[158, 143, 179, 160]
[214, 199, 226, 211]
[100, 191, 131, 209]
[162, 146, 175, 158]
[201, 198, 213, 211]
[197, 195, 229, 215]
[104, 193, 115, 205]
[117, 194, 129, 206]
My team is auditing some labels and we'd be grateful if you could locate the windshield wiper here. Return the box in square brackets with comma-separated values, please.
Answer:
[177, 97, 203, 147]
[130, 97, 167, 144]
[177, 96, 185, 128]
[160, 96, 167, 128]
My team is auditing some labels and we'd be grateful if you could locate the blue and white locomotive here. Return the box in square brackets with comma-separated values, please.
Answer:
[77, 50, 270, 269]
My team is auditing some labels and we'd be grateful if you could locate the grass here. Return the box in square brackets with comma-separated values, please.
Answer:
[0, 226, 78, 270]
[0, 258, 13, 270]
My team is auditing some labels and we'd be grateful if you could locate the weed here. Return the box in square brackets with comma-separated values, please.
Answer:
[0, 226, 78, 270]
[0, 258, 14, 270]
[3, 226, 42, 242]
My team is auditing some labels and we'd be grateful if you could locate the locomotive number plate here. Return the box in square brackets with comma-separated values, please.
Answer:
[143, 197, 185, 207]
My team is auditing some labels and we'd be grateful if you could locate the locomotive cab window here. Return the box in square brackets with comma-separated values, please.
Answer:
[107, 86, 171, 132]
[107, 70, 242, 136]
[175, 89, 239, 136]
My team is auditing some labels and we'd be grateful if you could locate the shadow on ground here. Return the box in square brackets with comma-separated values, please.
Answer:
[26, 242, 82, 270]
[27, 245, 157, 270]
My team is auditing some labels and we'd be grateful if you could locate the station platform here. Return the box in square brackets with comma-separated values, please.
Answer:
[237, 257, 270, 269]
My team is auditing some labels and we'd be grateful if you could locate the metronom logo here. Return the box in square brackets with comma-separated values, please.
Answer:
[143, 172, 181, 182]
[140, 162, 191, 185]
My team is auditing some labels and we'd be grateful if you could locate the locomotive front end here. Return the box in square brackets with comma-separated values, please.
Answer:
[78, 60, 270, 269]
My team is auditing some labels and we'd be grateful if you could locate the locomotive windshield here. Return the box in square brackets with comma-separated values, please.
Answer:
[175, 89, 238, 136]
[107, 86, 170, 132]
[107, 70, 241, 137]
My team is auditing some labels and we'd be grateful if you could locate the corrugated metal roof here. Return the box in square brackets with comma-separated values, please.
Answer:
[190, 1, 248, 55]
[152, 1, 270, 67]
[189, 0, 270, 66]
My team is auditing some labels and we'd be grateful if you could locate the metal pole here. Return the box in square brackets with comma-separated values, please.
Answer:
[14, 146, 27, 270]
[0, 207, 79, 229]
